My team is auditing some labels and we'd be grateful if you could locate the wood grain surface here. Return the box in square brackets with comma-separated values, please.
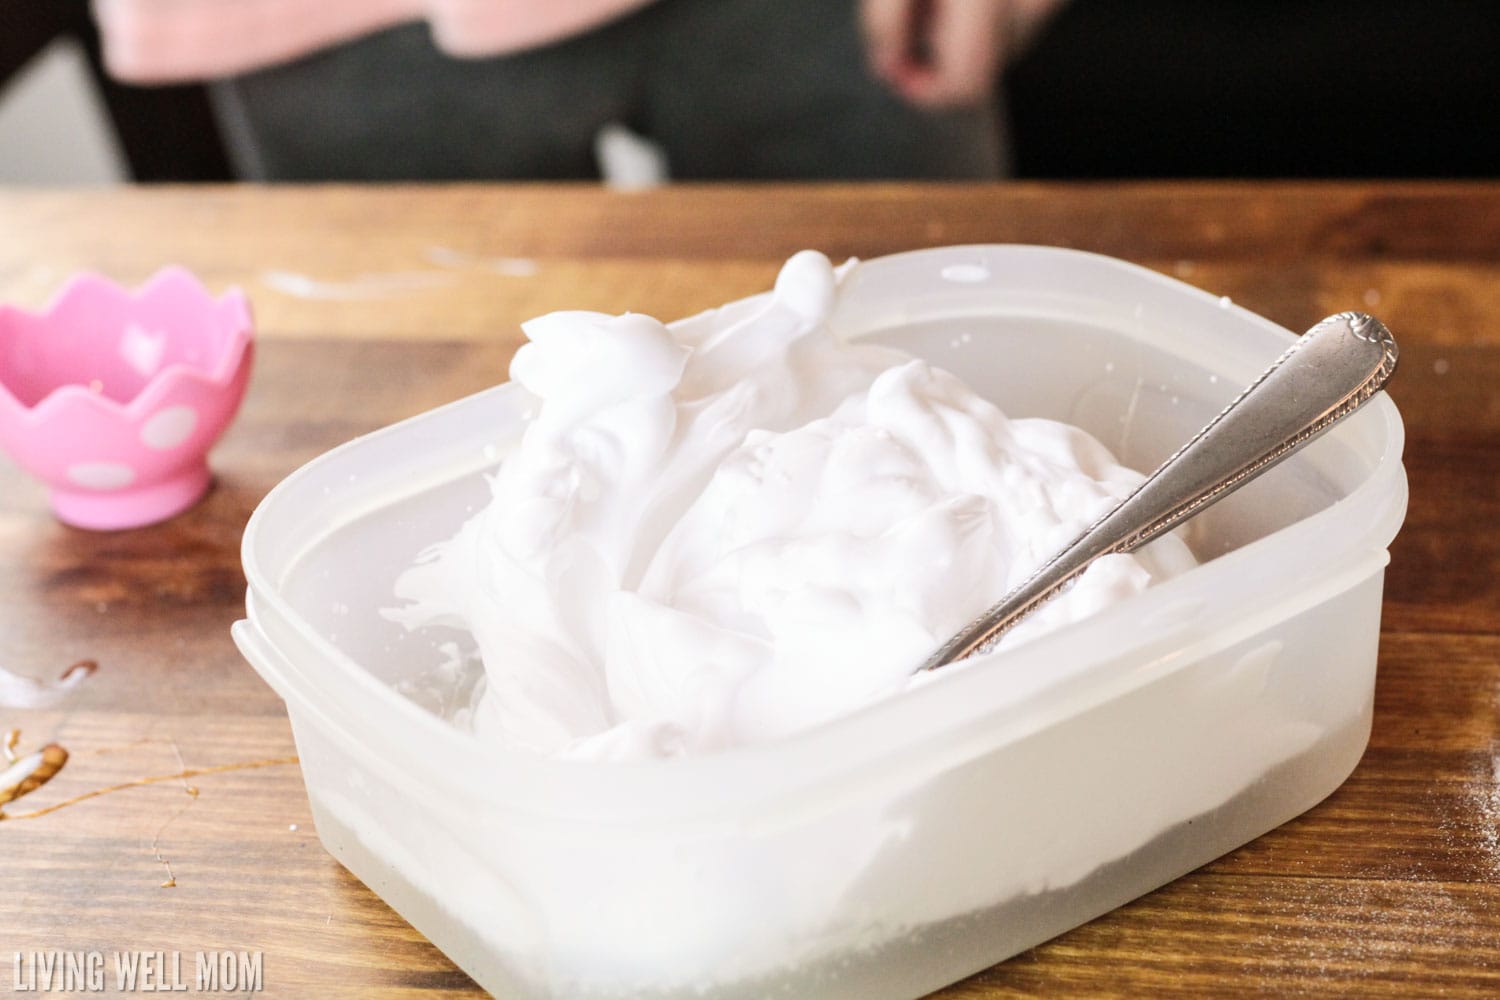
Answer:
[1, 183, 1497, 998]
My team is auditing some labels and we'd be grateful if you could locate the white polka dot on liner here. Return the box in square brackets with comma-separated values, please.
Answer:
[140, 405, 198, 450]
[67, 462, 136, 490]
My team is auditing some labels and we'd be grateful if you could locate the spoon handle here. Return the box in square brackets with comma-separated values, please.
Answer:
[919, 311, 1399, 672]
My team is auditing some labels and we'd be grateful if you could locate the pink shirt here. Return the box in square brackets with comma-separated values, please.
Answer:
[94, 0, 658, 83]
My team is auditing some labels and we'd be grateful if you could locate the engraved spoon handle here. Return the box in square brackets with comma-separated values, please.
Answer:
[919, 311, 1399, 672]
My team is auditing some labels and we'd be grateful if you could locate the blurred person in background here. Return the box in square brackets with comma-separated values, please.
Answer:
[91, 0, 1067, 181]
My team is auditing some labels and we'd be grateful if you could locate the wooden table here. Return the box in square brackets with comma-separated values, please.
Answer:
[1, 183, 1497, 997]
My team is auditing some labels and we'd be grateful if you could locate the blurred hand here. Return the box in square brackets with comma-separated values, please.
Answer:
[861, 0, 1064, 108]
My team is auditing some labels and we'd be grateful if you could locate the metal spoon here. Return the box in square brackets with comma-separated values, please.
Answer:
[919, 311, 1399, 672]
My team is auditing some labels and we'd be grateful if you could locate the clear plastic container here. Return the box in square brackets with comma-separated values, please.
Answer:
[234, 246, 1407, 999]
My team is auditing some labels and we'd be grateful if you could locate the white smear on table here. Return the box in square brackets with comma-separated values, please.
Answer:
[0, 662, 92, 709]
[260, 269, 455, 300]
[425, 246, 539, 277]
